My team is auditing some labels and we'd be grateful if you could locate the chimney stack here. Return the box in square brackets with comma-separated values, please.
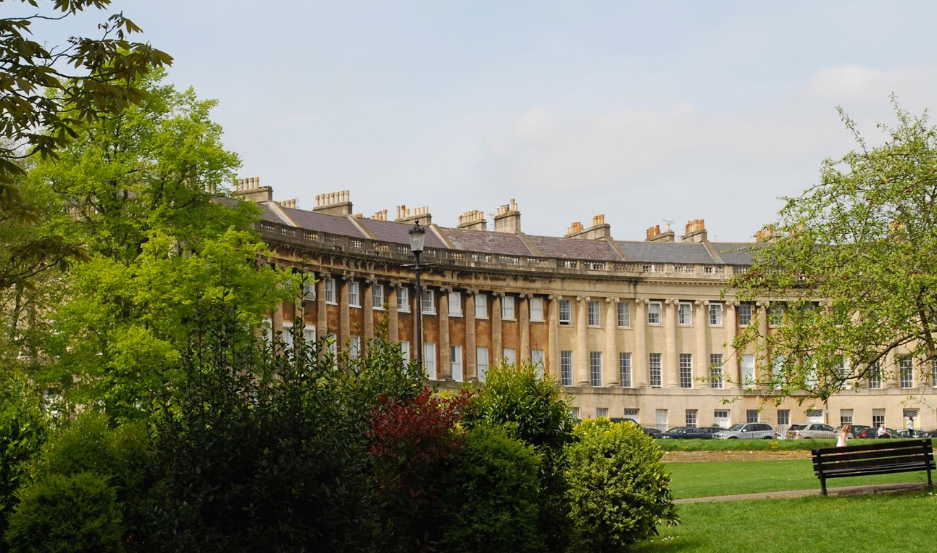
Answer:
[395, 204, 432, 226]
[646, 223, 675, 243]
[458, 209, 487, 231]
[313, 190, 353, 216]
[233, 176, 273, 203]
[493, 199, 521, 233]
[682, 218, 708, 243]
[567, 214, 611, 239]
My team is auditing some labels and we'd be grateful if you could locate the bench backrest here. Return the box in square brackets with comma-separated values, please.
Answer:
[812, 438, 934, 473]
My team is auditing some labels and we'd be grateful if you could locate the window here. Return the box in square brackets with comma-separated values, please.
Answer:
[679, 353, 693, 388]
[570, 407, 580, 420]
[741, 354, 755, 390]
[840, 409, 853, 426]
[281, 321, 294, 350]
[531, 350, 545, 376]
[451, 345, 463, 382]
[624, 408, 639, 420]
[303, 326, 316, 344]
[619, 353, 632, 388]
[931, 359, 937, 387]
[872, 408, 885, 429]
[561, 350, 573, 386]
[869, 360, 882, 389]
[900, 356, 914, 388]
[685, 409, 698, 428]
[746, 409, 759, 423]
[503, 348, 516, 365]
[399, 341, 410, 362]
[348, 282, 360, 307]
[709, 354, 724, 389]
[326, 334, 337, 369]
[475, 294, 488, 319]
[325, 278, 337, 304]
[424, 343, 437, 380]
[477, 346, 489, 382]
[397, 287, 410, 312]
[502, 295, 515, 320]
[647, 301, 662, 325]
[655, 409, 668, 431]
[772, 355, 785, 389]
[649, 353, 662, 388]
[777, 409, 790, 427]
[708, 303, 723, 326]
[678, 302, 692, 326]
[588, 301, 601, 326]
[738, 303, 753, 327]
[302, 282, 316, 301]
[448, 291, 462, 316]
[559, 299, 572, 326]
[530, 298, 544, 321]
[768, 304, 784, 327]
[349, 336, 361, 358]
[715, 409, 730, 427]
[617, 301, 631, 327]
[422, 289, 436, 314]
[590, 352, 602, 387]
[596, 407, 609, 419]
[373, 284, 385, 310]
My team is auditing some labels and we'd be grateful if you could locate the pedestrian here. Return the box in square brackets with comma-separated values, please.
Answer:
[837, 424, 851, 447]
[907, 415, 915, 438]
[877, 423, 888, 438]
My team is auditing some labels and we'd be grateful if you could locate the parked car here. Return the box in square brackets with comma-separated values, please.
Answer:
[855, 426, 898, 439]
[836, 424, 870, 438]
[659, 427, 690, 439]
[610, 418, 662, 438]
[714, 422, 776, 439]
[786, 423, 837, 439]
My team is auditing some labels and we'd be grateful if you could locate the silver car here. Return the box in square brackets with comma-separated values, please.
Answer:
[786, 423, 836, 439]
[714, 422, 776, 439]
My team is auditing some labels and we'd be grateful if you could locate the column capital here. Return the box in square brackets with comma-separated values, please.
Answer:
[606, 297, 619, 304]
[549, 293, 563, 300]
[491, 290, 505, 298]
[665, 298, 680, 306]
[388, 280, 402, 288]
[440, 285, 453, 293]
[519, 292, 533, 299]
[695, 299, 710, 306]
[576, 295, 590, 303]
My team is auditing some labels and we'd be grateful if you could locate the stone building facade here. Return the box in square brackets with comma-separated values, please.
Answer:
[236, 177, 937, 433]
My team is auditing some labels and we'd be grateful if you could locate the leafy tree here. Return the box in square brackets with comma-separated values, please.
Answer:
[564, 419, 677, 553]
[0, 372, 46, 540]
[733, 100, 937, 400]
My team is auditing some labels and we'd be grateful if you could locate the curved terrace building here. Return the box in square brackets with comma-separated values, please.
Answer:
[236, 177, 937, 434]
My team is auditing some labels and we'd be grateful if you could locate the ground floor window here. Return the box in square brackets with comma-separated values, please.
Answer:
[746, 409, 759, 423]
[685, 409, 698, 428]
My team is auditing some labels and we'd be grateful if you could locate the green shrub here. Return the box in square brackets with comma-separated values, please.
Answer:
[5, 472, 124, 553]
[0, 373, 46, 540]
[565, 419, 678, 553]
[438, 425, 542, 553]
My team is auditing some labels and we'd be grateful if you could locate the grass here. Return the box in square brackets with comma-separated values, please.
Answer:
[631, 490, 937, 553]
[655, 437, 863, 452]
[666, 458, 931, 498]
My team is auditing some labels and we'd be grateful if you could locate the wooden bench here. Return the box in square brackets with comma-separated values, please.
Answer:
[812, 438, 935, 496]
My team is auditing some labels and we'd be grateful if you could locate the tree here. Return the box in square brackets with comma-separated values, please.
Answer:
[732, 100, 937, 401]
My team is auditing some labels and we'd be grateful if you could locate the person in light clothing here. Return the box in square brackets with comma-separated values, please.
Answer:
[837, 424, 851, 447]
[907, 415, 915, 438]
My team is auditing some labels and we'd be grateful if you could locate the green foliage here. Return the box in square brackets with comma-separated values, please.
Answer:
[463, 360, 575, 552]
[733, 99, 937, 400]
[437, 425, 542, 553]
[4, 472, 124, 553]
[0, 372, 46, 539]
[565, 419, 678, 552]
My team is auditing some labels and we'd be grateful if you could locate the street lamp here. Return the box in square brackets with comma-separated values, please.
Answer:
[408, 222, 425, 368]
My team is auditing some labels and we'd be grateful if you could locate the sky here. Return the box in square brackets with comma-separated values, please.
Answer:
[37, 1, 937, 242]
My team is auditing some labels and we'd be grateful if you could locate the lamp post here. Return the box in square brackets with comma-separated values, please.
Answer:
[409, 222, 425, 368]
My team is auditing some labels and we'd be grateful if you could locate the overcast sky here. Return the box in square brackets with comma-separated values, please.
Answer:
[44, 1, 937, 241]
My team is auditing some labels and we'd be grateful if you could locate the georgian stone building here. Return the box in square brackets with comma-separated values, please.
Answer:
[235, 177, 937, 433]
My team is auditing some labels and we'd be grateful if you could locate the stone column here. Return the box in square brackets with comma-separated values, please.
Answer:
[725, 301, 740, 388]
[362, 279, 374, 355]
[757, 301, 769, 386]
[576, 296, 589, 386]
[548, 295, 560, 381]
[492, 293, 503, 363]
[605, 297, 619, 386]
[439, 289, 451, 379]
[696, 300, 710, 387]
[316, 275, 328, 339]
[635, 298, 648, 387]
[664, 299, 679, 388]
[466, 292, 477, 380]
[339, 278, 350, 348]
[388, 283, 399, 342]
[519, 294, 531, 362]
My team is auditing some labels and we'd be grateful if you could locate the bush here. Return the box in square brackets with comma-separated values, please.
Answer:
[437, 425, 542, 553]
[0, 373, 46, 540]
[5, 472, 124, 553]
[565, 419, 678, 553]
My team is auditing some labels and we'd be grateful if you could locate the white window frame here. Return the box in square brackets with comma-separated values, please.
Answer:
[617, 301, 631, 328]
[281, 321, 294, 350]
[559, 299, 572, 326]
[714, 409, 730, 428]
[348, 281, 360, 307]
[422, 289, 435, 315]
[678, 301, 692, 326]
[303, 326, 316, 344]
[738, 303, 753, 327]
[531, 349, 545, 376]
[588, 300, 601, 327]
[477, 346, 489, 382]
[302, 282, 316, 301]
[742, 354, 755, 390]
[650, 353, 662, 388]
[708, 303, 723, 326]
[709, 353, 724, 389]
[448, 291, 462, 317]
[619, 352, 632, 388]
[424, 343, 437, 380]
[768, 304, 784, 327]
[372, 284, 385, 310]
[397, 287, 410, 312]
[900, 356, 914, 388]
[503, 348, 516, 365]
[869, 360, 882, 389]
[561, 350, 573, 386]
[647, 301, 662, 325]
[596, 407, 609, 419]
[349, 336, 361, 358]
[685, 409, 698, 428]
[530, 297, 544, 322]
[679, 353, 693, 389]
[590, 351, 602, 387]
[399, 341, 410, 362]
[325, 278, 337, 304]
[451, 345, 463, 382]
[502, 295, 515, 320]
[475, 294, 488, 319]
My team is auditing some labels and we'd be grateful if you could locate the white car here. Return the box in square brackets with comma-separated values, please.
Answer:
[786, 423, 836, 439]
[714, 422, 777, 439]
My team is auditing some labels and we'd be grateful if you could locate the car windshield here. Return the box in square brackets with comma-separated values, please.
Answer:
[789, 424, 807, 430]
[726, 423, 746, 431]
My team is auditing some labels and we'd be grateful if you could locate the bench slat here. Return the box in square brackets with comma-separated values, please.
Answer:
[811, 438, 934, 496]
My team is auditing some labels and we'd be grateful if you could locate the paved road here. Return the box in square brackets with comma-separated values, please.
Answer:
[674, 482, 929, 503]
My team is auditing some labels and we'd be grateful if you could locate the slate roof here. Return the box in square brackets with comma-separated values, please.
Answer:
[712, 242, 756, 265]
[616, 241, 718, 264]
[440, 227, 534, 257]
[357, 217, 448, 249]
[526, 235, 623, 261]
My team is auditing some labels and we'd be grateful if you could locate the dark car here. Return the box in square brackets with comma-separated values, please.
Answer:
[659, 426, 690, 439]
[855, 426, 898, 439]
[610, 418, 662, 438]
[837, 424, 871, 438]
[659, 426, 721, 439]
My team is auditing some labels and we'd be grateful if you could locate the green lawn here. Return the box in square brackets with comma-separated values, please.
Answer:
[632, 490, 937, 553]
[666, 458, 932, 498]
